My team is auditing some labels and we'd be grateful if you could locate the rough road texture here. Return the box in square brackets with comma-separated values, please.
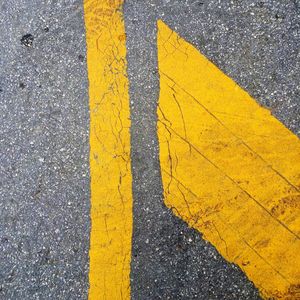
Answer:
[0, 1, 90, 299]
[125, 0, 299, 299]
[125, 1, 259, 299]
[0, 0, 299, 299]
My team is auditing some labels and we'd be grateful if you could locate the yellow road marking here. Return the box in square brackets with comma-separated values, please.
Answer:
[157, 20, 300, 299]
[84, 1, 132, 299]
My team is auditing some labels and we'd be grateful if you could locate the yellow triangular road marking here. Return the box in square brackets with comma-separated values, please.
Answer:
[157, 20, 300, 299]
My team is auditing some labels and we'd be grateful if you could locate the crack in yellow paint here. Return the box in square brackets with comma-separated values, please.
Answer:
[84, 1, 132, 299]
[157, 20, 300, 299]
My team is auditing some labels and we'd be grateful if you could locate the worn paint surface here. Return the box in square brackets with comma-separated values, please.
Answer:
[157, 20, 300, 299]
[84, 1, 132, 299]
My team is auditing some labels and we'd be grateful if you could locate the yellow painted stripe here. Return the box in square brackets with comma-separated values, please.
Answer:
[157, 20, 300, 299]
[84, 1, 132, 299]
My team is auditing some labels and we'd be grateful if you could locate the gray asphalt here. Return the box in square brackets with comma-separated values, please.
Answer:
[0, 1, 90, 299]
[1, 0, 299, 299]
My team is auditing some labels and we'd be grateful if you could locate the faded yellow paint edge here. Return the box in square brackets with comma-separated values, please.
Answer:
[84, 1, 132, 299]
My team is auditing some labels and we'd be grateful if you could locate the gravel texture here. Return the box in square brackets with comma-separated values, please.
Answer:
[0, 1, 90, 299]
[0, 0, 299, 299]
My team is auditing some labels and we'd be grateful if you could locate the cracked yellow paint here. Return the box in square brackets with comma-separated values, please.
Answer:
[84, 1, 132, 299]
[157, 20, 300, 299]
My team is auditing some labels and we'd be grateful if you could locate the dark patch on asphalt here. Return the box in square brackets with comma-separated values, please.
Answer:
[19, 82, 25, 89]
[78, 54, 84, 62]
[21, 34, 34, 47]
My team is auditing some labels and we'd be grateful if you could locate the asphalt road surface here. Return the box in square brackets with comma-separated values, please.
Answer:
[1, 0, 299, 299]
